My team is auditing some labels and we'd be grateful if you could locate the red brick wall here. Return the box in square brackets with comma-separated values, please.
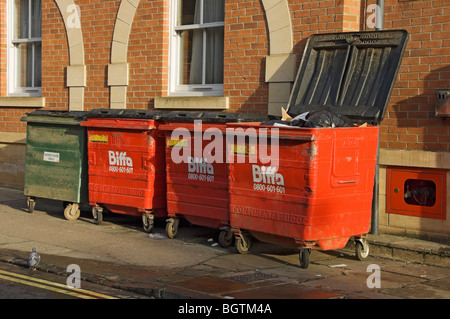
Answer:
[224, 0, 269, 113]
[41, 0, 70, 110]
[128, 0, 169, 109]
[0, 0, 449, 151]
[0, 0, 6, 97]
[289, 0, 450, 152]
[81, 0, 118, 110]
[223, 0, 364, 114]
[377, 0, 450, 152]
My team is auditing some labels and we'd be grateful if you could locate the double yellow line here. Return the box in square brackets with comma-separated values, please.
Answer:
[0, 269, 118, 299]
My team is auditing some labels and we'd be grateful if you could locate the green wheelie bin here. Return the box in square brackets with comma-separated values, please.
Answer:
[22, 110, 88, 221]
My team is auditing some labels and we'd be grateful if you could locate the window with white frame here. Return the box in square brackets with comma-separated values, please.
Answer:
[8, 0, 42, 96]
[169, 0, 224, 96]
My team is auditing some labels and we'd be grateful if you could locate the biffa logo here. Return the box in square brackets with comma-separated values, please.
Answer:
[108, 151, 133, 173]
[109, 151, 133, 167]
[187, 156, 215, 182]
[252, 165, 284, 185]
[188, 156, 214, 175]
[252, 165, 285, 194]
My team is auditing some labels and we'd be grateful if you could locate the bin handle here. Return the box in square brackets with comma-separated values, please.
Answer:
[337, 180, 357, 184]
[88, 152, 96, 165]
[142, 156, 152, 170]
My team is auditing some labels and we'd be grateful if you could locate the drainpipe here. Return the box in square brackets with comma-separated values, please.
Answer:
[371, 0, 384, 235]
[376, 0, 385, 30]
[371, 137, 380, 235]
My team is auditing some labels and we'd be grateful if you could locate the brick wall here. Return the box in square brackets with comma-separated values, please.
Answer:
[376, 0, 450, 152]
[224, 0, 269, 113]
[223, 0, 365, 114]
[78, 0, 118, 110]
[0, 0, 6, 97]
[289, 0, 450, 152]
[0, 0, 449, 151]
[41, 0, 70, 110]
[128, 0, 169, 109]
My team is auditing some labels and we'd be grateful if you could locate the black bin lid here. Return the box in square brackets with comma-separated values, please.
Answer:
[24, 110, 87, 119]
[200, 111, 267, 123]
[86, 108, 165, 119]
[161, 111, 267, 123]
[286, 30, 409, 125]
[21, 110, 87, 125]
[160, 111, 204, 122]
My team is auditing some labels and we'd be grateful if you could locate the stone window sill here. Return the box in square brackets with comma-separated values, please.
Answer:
[0, 97, 45, 108]
[154, 96, 229, 110]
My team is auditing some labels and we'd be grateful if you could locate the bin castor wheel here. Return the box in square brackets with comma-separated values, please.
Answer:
[27, 197, 35, 213]
[92, 207, 103, 225]
[235, 233, 250, 254]
[165, 218, 179, 239]
[299, 248, 310, 269]
[64, 203, 80, 221]
[355, 239, 370, 261]
[142, 213, 154, 233]
[218, 229, 234, 248]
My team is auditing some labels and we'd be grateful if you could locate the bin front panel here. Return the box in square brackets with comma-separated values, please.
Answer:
[227, 123, 379, 249]
[163, 122, 229, 228]
[24, 122, 87, 203]
[85, 118, 166, 215]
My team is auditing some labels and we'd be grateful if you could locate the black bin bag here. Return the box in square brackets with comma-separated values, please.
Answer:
[302, 106, 354, 128]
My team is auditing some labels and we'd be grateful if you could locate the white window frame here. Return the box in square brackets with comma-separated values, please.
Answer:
[169, 0, 224, 97]
[7, 0, 42, 96]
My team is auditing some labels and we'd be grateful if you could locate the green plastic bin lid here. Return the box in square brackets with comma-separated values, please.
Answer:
[286, 30, 409, 125]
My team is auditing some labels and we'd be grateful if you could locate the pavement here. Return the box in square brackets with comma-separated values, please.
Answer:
[0, 186, 449, 300]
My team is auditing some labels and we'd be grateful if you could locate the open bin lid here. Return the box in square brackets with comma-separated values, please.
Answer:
[160, 111, 267, 123]
[86, 108, 165, 119]
[286, 30, 408, 125]
[21, 110, 87, 125]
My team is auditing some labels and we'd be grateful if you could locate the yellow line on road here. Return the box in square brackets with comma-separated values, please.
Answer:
[0, 269, 118, 299]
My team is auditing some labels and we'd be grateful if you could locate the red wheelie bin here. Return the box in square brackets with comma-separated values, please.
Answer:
[81, 109, 167, 232]
[227, 30, 408, 268]
[159, 111, 266, 247]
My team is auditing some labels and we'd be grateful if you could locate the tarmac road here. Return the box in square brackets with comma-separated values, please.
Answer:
[0, 261, 147, 299]
[0, 187, 449, 303]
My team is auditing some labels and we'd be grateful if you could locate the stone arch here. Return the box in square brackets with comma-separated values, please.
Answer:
[261, 0, 296, 115]
[54, 0, 86, 111]
[108, 0, 140, 109]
